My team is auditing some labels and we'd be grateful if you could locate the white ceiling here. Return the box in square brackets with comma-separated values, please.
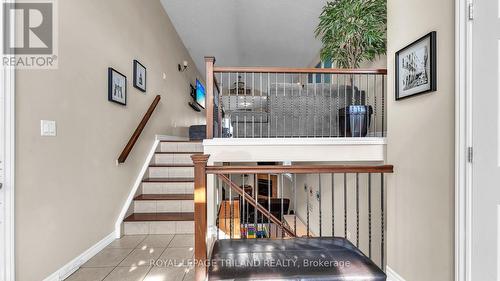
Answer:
[160, 0, 328, 76]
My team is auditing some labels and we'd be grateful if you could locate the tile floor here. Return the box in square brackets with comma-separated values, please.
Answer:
[65, 234, 195, 281]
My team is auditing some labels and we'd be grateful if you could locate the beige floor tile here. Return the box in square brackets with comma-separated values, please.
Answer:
[138, 235, 174, 248]
[168, 235, 194, 248]
[118, 246, 165, 267]
[65, 267, 114, 281]
[103, 266, 151, 281]
[144, 266, 187, 281]
[107, 235, 146, 249]
[83, 248, 133, 268]
[159, 247, 194, 263]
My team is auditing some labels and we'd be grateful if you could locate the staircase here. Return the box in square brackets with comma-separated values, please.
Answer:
[123, 140, 203, 235]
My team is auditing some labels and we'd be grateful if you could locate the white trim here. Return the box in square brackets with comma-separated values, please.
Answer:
[386, 266, 407, 281]
[1, 0, 16, 280]
[455, 0, 473, 281]
[42, 231, 116, 281]
[203, 137, 386, 163]
[114, 135, 187, 237]
[203, 137, 387, 147]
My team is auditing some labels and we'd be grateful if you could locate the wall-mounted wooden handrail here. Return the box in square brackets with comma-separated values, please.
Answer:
[117, 95, 161, 164]
[206, 164, 394, 174]
[213, 66, 387, 75]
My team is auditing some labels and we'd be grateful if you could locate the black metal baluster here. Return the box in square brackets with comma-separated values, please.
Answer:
[281, 173, 284, 238]
[242, 174, 246, 239]
[368, 173, 372, 258]
[381, 173, 385, 269]
[260, 73, 263, 138]
[252, 72, 255, 138]
[254, 174, 258, 237]
[344, 173, 347, 238]
[283, 73, 286, 137]
[306, 183, 310, 237]
[268, 174, 271, 237]
[236, 72, 239, 138]
[319, 173, 322, 237]
[344, 75, 347, 137]
[229, 174, 233, 239]
[356, 173, 359, 247]
[274, 73, 279, 138]
[216, 176, 220, 240]
[244, 73, 247, 138]
[330, 74, 333, 137]
[294, 174, 297, 236]
[332, 173, 335, 236]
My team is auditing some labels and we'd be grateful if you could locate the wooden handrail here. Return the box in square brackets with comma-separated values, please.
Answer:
[206, 164, 394, 174]
[213, 66, 387, 75]
[117, 95, 161, 164]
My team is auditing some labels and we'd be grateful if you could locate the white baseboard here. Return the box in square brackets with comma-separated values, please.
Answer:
[386, 266, 407, 281]
[43, 231, 116, 281]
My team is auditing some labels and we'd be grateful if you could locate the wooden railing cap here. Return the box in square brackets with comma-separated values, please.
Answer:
[191, 154, 210, 164]
[204, 56, 216, 63]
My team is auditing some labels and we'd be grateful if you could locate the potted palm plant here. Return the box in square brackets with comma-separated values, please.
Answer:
[315, 0, 386, 137]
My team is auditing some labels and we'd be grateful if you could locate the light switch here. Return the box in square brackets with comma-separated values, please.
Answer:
[40, 120, 56, 136]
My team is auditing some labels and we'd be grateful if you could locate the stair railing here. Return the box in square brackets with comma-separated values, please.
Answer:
[117, 95, 161, 164]
[192, 154, 393, 281]
[204, 56, 387, 139]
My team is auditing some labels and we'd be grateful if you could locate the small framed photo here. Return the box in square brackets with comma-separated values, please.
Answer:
[133, 60, 146, 92]
[108, 67, 127, 105]
[395, 31, 437, 100]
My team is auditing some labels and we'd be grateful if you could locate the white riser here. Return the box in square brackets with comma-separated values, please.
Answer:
[142, 182, 194, 194]
[124, 221, 194, 235]
[134, 200, 194, 213]
[154, 154, 193, 165]
[159, 142, 203, 153]
[148, 167, 194, 178]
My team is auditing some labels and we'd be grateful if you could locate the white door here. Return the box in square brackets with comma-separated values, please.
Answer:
[471, 0, 500, 279]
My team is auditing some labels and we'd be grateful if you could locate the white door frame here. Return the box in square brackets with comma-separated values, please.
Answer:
[1, 1, 16, 280]
[455, 0, 473, 281]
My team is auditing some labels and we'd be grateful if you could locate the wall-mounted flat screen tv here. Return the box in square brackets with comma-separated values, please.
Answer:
[196, 79, 206, 109]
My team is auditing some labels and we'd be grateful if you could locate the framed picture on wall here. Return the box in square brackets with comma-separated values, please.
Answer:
[395, 31, 437, 100]
[133, 60, 146, 92]
[108, 67, 127, 105]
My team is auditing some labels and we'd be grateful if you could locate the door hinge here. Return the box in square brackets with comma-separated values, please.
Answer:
[468, 3, 474, 20]
[468, 147, 473, 163]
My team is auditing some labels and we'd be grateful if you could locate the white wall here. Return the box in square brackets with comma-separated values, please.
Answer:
[386, 0, 455, 280]
[15, 1, 203, 280]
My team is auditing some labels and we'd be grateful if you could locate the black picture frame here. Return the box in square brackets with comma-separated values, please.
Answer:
[108, 67, 127, 105]
[133, 60, 146, 92]
[395, 31, 437, 100]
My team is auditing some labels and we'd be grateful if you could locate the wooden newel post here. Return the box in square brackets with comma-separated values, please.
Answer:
[205, 56, 215, 139]
[191, 154, 210, 281]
